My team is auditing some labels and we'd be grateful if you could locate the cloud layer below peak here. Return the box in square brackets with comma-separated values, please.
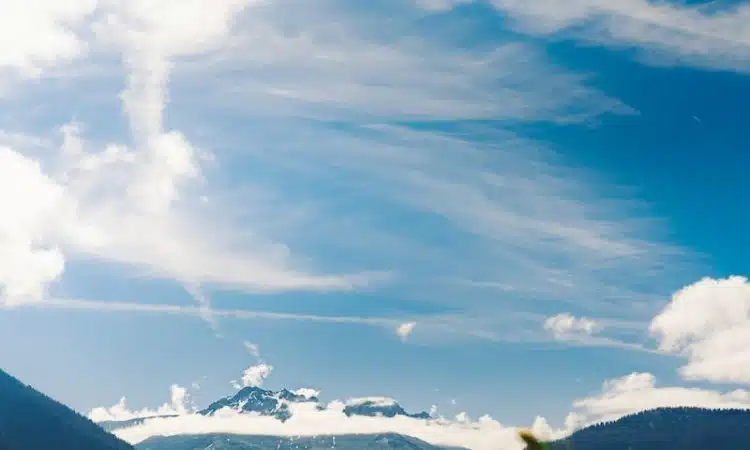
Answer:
[93, 367, 750, 450]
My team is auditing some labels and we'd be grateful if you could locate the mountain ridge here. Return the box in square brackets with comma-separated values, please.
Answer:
[0, 368, 133, 450]
[547, 406, 750, 450]
[101, 385, 456, 449]
[103, 385, 433, 429]
[4, 368, 750, 450]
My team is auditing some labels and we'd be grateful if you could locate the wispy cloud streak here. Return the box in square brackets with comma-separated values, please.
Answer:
[417, 0, 750, 73]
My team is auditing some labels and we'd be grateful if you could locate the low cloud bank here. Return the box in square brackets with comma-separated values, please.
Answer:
[88, 384, 191, 422]
[93, 368, 750, 450]
[112, 401, 557, 450]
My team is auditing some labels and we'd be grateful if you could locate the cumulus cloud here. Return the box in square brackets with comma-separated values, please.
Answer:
[0, 121, 366, 309]
[0, 0, 98, 78]
[109, 402, 550, 450]
[569, 372, 750, 426]
[0, 0, 376, 309]
[91, 367, 750, 450]
[88, 384, 191, 422]
[0, 145, 72, 306]
[544, 313, 598, 337]
[396, 322, 417, 341]
[241, 363, 274, 388]
[294, 388, 320, 399]
[650, 276, 750, 384]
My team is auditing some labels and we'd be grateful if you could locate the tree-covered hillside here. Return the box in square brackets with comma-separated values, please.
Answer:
[548, 407, 750, 450]
[0, 368, 133, 450]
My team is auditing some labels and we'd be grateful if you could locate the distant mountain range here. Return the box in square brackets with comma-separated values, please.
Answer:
[102, 386, 432, 431]
[103, 385, 750, 450]
[201, 386, 431, 421]
[113, 403, 750, 450]
[101, 386, 446, 449]
[0, 368, 133, 450]
[5, 365, 750, 450]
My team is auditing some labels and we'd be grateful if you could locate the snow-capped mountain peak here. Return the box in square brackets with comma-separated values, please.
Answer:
[199, 387, 429, 421]
[343, 396, 431, 419]
[200, 386, 320, 420]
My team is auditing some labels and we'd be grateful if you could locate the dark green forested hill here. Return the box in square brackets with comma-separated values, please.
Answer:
[547, 407, 750, 450]
[0, 368, 133, 450]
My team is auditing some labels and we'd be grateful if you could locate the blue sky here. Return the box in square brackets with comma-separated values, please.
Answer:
[1, 0, 750, 440]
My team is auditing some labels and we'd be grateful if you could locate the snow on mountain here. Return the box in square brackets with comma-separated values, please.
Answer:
[343, 397, 431, 419]
[199, 386, 320, 421]
[100, 386, 432, 429]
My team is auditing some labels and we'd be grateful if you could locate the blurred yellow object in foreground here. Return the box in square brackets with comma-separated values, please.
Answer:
[518, 429, 549, 450]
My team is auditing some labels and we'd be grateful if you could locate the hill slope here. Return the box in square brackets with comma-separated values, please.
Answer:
[0, 368, 133, 450]
[549, 407, 750, 450]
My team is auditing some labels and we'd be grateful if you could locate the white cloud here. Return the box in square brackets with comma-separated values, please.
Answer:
[0, 0, 380, 307]
[0, 131, 49, 149]
[13, 297, 403, 328]
[294, 388, 320, 399]
[544, 313, 598, 336]
[87, 367, 565, 449]
[538, 312, 665, 355]
[94, 0, 253, 52]
[91, 368, 750, 450]
[242, 122, 689, 330]
[569, 372, 750, 426]
[651, 276, 750, 384]
[92, 0, 259, 145]
[241, 363, 273, 388]
[413, 0, 473, 12]
[0, 0, 691, 346]
[236, 341, 273, 387]
[0, 123, 369, 308]
[106, 372, 750, 449]
[0, 146, 70, 306]
[396, 322, 417, 341]
[173, 0, 632, 123]
[420, 0, 750, 73]
[0, 1, 98, 78]
[244, 341, 260, 358]
[88, 384, 190, 422]
[108, 402, 550, 450]
[345, 397, 398, 408]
